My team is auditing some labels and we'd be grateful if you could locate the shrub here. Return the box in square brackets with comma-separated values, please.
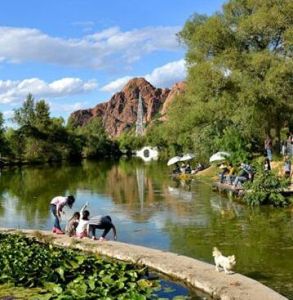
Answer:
[243, 163, 289, 207]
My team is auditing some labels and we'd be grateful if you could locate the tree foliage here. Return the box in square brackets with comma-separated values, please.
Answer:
[1, 94, 119, 163]
[76, 117, 119, 158]
[144, 0, 293, 162]
[243, 162, 289, 206]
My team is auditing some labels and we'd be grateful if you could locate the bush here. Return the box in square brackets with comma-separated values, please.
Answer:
[243, 163, 289, 207]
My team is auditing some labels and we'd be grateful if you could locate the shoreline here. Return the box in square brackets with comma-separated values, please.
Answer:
[0, 228, 287, 300]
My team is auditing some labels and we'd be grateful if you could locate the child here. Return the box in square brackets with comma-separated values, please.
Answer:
[88, 215, 117, 241]
[50, 195, 75, 234]
[65, 212, 80, 237]
[75, 202, 90, 238]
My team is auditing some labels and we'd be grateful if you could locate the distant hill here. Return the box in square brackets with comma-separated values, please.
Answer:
[69, 77, 185, 137]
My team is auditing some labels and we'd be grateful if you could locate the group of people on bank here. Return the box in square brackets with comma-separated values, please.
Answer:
[218, 134, 292, 187]
[50, 195, 117, 241]
[219, 162, 254, 188]
[172, 162, 204, 175]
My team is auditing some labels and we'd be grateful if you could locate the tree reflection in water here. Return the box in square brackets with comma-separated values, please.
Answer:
[0, 159, 292, 298]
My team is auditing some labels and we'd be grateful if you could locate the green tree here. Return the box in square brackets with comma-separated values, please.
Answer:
[76, 117, 113, 158]
[13, 94, 36, 127]
[163, 0, 293, 160]
[5, 128, 25, 160]
[0, 112, 9, 157]
[35, 100, 51, 131]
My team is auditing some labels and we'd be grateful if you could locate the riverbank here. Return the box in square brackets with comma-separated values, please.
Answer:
[192, 161, 293, 200]
[0, 228, 287, 300]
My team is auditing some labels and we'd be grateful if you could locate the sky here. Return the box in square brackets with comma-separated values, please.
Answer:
[0, 0, 225, 124]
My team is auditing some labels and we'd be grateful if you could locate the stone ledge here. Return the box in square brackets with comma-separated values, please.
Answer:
[0, 228, 287, 300]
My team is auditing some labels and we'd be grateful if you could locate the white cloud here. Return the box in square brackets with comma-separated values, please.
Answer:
[0, 25, 181, 69]
[3, 110, 14, 118]
[0, 77, 97, 104]
[100, 59, 186, 93]
[100, 76, 132, 93]
[145, 59, 186, 87]
[49, 101, 87, 113]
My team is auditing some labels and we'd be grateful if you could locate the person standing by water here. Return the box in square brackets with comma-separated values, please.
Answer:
[287, 132, 293, 157]
[50, 195, 75, 234]
[265, 135, 273, 161]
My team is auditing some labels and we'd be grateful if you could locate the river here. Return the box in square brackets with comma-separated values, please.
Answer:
[0, 159, 292, 299]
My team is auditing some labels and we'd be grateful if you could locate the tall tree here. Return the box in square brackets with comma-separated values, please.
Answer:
[167, 0, 293, 158]
[35, 100, 51, 131]
[77, 117, 110, 158]
[13, 93, 36, 127]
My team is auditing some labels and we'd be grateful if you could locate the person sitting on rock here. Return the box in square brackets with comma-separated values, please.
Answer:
[233, 163, 253, 187]
[185, 164, 192, 174]
[226, 163, 235, 185]
[65, 212, 80, 237]
[75, 202, 90, 238]
[172, 163, 180, 174]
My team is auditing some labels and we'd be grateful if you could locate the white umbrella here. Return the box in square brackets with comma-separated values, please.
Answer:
[180, 153, 195, 162]
[209, 151, 230, 162]
[167, 156, 182, 166]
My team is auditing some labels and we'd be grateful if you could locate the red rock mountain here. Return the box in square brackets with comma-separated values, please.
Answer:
[69, 78, 185, 137]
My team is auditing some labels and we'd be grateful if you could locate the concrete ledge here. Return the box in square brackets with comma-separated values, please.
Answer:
[0, 228, 287, 300]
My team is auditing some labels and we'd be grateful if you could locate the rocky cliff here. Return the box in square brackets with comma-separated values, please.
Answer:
[69, 78, 185, 137]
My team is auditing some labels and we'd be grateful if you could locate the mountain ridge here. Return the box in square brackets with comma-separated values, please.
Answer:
[69, 77, 185, 137]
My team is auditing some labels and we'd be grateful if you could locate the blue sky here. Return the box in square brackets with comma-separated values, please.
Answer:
[0, 0, 225, 124]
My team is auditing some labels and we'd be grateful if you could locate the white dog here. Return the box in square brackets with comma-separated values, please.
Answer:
[212, 247, 236, 274]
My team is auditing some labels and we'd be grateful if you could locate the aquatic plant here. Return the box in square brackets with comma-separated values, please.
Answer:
[0, 233, 158, 299]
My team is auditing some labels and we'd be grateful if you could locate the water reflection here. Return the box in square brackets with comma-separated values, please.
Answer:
[136, 168, 145, 212]
[0, 160, 292, 298]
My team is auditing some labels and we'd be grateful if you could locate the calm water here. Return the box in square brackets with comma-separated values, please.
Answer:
[0, 159, 292, 299]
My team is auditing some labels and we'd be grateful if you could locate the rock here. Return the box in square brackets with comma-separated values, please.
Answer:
[160, 81, 186, 120]
[69, 77, 185, 137]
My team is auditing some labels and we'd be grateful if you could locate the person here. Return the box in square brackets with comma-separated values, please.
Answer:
[281, 140, 287, 157]
[50, 195, 75, 234]
[185, 163, 192, 174]
[264, 158, 271, 171]
[192, 163, 204, 174]
[75, 202, 90, 238]
[233, 163, 253, 187]
[283, 156, 291, 178]
[219, 163, 228, 183]
[172, 163, 180, 174]
[226, 163, 235, 184]
[65, 212, 80, 237]
[287, 132, 293, 157]
[88, 215, 117, 241]
[180, 163, 186, 174]
[264, 135, 273, 161]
